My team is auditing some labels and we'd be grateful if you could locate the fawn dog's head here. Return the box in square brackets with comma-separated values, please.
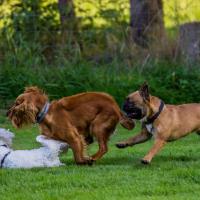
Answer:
[123, 82, 151, 120]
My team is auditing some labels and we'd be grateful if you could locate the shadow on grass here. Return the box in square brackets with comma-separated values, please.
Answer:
[60, 150, 199, 167]
[62, 155, 138, 166]
[97, 155, 138, 165]
[156, 155, 199, 162]
[64, 153, 199, 165]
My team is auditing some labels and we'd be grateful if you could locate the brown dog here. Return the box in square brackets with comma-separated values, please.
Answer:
[116, 83, 200, 164]
[7, 87, 134, 165]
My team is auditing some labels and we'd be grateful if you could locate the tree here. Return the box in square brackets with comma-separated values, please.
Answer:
[58, 0, 78, 45]
[58, 0, 76, 29]
[130, 0, 165, 48]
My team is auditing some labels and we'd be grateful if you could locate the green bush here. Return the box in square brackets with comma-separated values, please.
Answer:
[0, 61, 200, 109]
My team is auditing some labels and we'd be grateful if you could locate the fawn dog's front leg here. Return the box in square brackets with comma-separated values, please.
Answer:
[116, 129, 152, 148]
[141, 138, 166, 164]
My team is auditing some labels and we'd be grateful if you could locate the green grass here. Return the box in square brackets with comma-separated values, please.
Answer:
[1, 116, 200, 200]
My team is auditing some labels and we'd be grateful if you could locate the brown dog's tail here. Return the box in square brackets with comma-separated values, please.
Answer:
[119, 112, 135, 130]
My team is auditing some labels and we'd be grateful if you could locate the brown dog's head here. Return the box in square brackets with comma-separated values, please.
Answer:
[7, 86, 48, 128]
[123, 82, 152, 120]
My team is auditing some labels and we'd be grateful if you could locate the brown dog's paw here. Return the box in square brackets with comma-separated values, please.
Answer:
[116, 143, 128, 148]
[141, 159, 150, 165]
[76, 158, 93, 166]
[87, 158, 94, 166]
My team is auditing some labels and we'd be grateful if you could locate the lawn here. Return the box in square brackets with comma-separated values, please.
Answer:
[1, 116, 200, 200]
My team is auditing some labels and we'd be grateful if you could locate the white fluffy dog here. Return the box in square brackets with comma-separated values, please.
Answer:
[0, 128, 68, 168]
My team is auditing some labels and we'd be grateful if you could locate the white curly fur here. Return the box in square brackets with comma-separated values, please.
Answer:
[0, 128, 68, 168]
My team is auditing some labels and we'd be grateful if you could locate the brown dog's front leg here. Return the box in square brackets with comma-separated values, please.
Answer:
[116, 130, 151, 148]
[141, 138, 166, 164]
[66, 128, 93, 165]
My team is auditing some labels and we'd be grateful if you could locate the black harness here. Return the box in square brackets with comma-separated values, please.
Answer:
[145, 100, 165, 124]
[0, 145, 11, 168]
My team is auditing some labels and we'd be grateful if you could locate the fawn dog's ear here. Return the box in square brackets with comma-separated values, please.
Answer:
[139, 82, 150, 103]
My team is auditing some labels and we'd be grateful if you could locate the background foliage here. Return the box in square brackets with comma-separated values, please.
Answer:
[0, 0, 200, 107]
[0, 62, 200, 108]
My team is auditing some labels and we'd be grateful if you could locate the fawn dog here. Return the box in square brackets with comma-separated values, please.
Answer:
[116, 83, 200, 164]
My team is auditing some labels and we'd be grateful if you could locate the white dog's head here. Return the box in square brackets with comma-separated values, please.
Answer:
[0, 128, 15, 147]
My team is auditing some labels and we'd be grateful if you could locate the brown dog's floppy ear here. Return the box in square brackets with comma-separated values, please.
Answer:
[139, 82, 150, 102]
[24, 86, 44, 94]
[11, 102, 37, 128]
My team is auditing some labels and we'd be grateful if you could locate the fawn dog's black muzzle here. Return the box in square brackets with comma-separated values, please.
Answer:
[123, 98, 143, 120]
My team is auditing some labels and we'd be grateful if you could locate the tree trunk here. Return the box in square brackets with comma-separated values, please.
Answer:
[58, 0, 78, 45]
[179, 22, 200, 64]
[130, 0, 165, 48]
[58, 0, 76, 29]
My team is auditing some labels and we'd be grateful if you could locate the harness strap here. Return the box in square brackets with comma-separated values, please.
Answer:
[0, 151, 11, 168]
[145, 100, 165, 124]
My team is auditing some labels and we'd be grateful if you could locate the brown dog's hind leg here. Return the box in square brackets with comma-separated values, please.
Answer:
[90, 127, 114, 161]
[116, 130, 152, 148]
[141, 138, 166, 164]
[90, 114, 117, 161]
[196, 130, 200, 135]
[91, 133, 109, 161]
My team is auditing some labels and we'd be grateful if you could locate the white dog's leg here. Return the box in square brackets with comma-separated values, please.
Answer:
[36, 135, 68, 152]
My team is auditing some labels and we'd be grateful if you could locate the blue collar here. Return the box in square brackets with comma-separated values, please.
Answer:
[36, 102, 50, 123]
